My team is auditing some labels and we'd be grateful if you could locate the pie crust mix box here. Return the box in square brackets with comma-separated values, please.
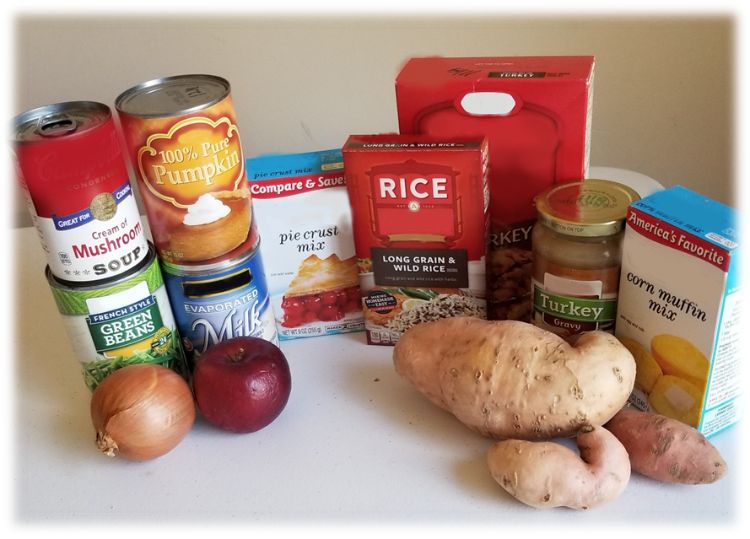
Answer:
[343, 134, 489, 346]
[615, 186, 740, 437]
[396, 56, 595, 321]
[247, 150, 364, 340]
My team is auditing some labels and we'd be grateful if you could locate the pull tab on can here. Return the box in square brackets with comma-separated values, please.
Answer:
[37, 113, 78, 137]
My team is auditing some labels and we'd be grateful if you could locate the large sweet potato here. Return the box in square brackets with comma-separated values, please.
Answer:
[393, 317, 636, 440]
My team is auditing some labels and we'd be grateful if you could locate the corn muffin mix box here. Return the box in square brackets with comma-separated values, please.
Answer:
[615, 186, 740, 437]
[247, 149, 364, 340]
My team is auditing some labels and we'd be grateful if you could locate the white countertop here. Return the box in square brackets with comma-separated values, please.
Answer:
[11, 225, 742, 528]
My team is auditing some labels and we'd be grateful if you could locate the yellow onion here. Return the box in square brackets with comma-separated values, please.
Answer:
[90, 364, 195, 461]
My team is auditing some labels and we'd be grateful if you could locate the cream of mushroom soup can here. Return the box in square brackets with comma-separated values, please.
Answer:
[47, 244, 188, 390]
[13, 101, 149, 283]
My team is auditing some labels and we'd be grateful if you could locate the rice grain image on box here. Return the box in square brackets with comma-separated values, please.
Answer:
[115, 75, 259, 265]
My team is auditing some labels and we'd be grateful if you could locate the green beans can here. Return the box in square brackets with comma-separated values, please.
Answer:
[47, 243, 188, 390]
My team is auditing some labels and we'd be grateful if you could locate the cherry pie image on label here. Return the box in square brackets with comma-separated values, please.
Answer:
[280, 254, 361, 328]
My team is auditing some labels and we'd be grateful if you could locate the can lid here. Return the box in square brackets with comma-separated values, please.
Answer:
[160, 242, 260, 276]
[115, 74, 231, 118]
[535, 179, 641, 237]
[13, 101, 111, 143]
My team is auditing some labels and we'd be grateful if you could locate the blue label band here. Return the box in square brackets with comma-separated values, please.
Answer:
[52, 181, 133, 231]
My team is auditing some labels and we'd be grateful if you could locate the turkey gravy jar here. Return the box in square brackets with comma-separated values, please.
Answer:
[531, 179, 639, 337]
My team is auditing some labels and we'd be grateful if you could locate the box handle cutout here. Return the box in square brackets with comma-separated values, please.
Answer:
[459, 92, 517, 116]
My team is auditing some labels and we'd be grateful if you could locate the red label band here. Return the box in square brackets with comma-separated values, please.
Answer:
[626, 207, 730, 272]
[249, 173, 345, 199]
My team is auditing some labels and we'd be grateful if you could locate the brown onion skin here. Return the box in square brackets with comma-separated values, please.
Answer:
[90, 364, 195, 461]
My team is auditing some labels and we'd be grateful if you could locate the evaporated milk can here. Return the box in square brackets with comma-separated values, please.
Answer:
[13, 101, 149, 283]
[47, 244, 188, 390]
[161, 245, 278, 369]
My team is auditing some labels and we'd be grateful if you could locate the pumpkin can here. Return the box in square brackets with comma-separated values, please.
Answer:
[115, 75, 259, 265]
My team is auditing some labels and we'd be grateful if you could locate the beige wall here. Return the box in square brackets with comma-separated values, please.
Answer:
[12, 15, 734, 226]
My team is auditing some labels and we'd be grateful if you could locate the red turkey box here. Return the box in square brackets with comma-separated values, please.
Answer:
[396, 56, 595, 321]
[342, 134, 489, 346]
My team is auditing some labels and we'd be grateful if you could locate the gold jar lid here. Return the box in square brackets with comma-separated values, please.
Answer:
[535, 179, 641, 237]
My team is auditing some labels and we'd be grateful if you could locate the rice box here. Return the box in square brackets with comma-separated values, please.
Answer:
[343, 134, 489, 346]
[615, 186, 740, 437]
[247, 149, 364, 340]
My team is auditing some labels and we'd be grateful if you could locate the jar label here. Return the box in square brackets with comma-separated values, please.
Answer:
[532, 268, 619, 336]
[533, 285, 616, 325]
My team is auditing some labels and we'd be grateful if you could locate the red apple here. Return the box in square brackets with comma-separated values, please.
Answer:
[192, 337, 291, 433]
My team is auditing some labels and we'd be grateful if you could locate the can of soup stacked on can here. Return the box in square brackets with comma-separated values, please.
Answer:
[115, 74, 259, 266]
[47, 244, 188, 390]
[13, 101, 149, 283]
[161, 245, 278, 370]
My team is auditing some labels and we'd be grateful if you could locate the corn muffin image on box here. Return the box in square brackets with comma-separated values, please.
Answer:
[615, 186, 740, 437]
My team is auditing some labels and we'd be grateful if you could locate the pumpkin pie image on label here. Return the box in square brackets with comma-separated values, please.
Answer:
[167, 188, 251, 262]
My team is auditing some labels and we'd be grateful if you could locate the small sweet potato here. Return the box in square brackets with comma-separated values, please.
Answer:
[487, 425, 631, 510]
[605, 407, 727, 484]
